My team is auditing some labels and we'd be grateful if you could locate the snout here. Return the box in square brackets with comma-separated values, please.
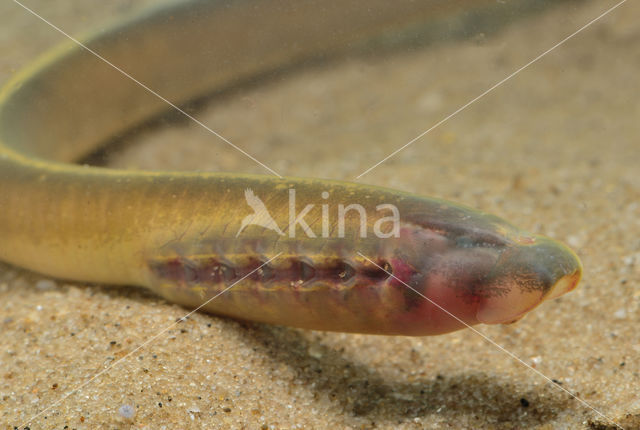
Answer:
[476, 235, 582, 324]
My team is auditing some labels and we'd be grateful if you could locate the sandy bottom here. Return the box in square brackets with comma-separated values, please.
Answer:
[1, 0, 639, 428]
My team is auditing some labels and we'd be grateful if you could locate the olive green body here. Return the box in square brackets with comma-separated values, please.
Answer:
[0, 0, 581, 335]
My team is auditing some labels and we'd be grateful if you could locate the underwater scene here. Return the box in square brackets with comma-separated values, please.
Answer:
[0, 1, 637, 428]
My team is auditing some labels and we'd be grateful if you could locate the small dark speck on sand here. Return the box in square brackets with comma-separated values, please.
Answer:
[520, 398, 530, 407]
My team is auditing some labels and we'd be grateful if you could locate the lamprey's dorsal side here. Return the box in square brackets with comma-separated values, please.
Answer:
[0, 0, 581, 335]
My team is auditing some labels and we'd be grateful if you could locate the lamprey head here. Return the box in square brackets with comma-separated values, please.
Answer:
[388, 226, 582, 335]
[474, 235, 582, 325]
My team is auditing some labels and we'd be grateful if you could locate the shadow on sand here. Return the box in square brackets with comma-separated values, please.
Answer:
[235, 323, 574, 427]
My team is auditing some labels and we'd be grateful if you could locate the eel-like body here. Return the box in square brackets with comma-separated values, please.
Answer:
[0, 0, 581, 335]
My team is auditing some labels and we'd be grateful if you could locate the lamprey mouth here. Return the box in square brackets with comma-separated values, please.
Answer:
[475, 236, 583, 325]
[545, 263, 583, 301]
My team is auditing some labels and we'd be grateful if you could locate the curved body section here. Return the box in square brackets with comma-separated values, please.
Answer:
[0, 0, 581, 335]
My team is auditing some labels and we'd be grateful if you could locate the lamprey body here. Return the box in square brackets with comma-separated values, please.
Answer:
[0, 0, 581, 335]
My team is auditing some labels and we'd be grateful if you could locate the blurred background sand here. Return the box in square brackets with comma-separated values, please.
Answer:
[1, 1, 638, 428]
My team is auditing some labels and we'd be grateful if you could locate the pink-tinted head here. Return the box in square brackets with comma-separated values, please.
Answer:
[473, 235, 582, 324]
[389, 227, 582, 334]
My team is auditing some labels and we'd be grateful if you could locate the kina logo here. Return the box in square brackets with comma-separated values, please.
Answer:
[235, 188, 285, 237]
